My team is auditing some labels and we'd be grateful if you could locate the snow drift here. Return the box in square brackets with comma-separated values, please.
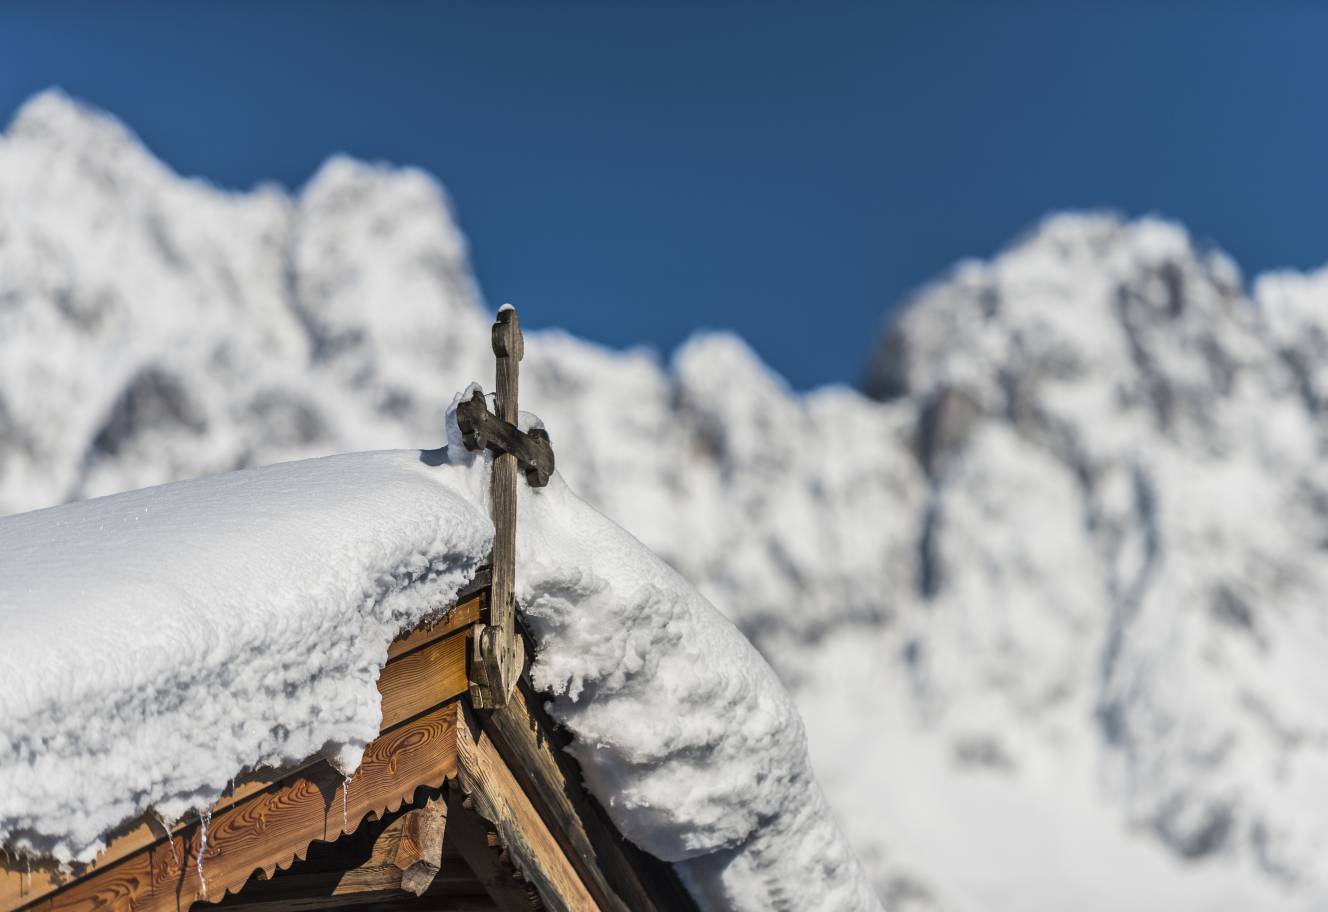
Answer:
[0, 389, 879, 912]
[8, 89, 1328, 909]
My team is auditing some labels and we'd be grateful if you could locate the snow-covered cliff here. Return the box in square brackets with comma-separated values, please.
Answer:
[5, 89, 1328, 910]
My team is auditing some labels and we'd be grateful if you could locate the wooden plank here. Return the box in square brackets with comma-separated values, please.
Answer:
[454, 706, 598, 912]
[468, 308, 528, 710]
[4, 621, 476, 912]
[379, 629, 469, 730]
[386, 592, 483, 661]
[479, 683, 696, 912]
[18, 703, 461, 912]
[444, 789, 539, 912]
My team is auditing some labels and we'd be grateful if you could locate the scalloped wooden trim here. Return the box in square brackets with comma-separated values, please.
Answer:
[2, 593, 481, 912]
[15, 703, 462, 912]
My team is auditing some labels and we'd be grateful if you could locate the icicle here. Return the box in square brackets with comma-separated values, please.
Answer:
[149, 812, 181, 872]
[341, 774, 352, 833]
[195, 808, 212, 899]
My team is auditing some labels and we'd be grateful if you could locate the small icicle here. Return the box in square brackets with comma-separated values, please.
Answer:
[341, 774, 352, 833]
[150, 812, 181, 872]
[195, 809, 212, 899]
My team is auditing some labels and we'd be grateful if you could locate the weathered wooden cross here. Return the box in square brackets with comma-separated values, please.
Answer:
[456, 305, 555, 709]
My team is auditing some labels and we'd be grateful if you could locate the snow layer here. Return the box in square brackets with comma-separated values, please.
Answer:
[444, 403, 880, 911]
[0, 452, 491, 861]
[0, 389, 879, 911]
[9, 90, 1328, 909]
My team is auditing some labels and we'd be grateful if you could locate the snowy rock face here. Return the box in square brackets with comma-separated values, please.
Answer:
[6, 91, 1328, 909]
[0, 90, 492, 512]
[867, 217, 1328, 901]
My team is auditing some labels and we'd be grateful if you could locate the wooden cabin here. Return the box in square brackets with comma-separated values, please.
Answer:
[0, 307, 698, 912]
[0, 568, 696, 912]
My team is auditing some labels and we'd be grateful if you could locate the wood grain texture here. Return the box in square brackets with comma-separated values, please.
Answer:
[469, 307, 528, 711]
[454, 706, 598, 912]
[386, 593, 483, 661]
[454, 398, 554, 489]
[207, 794, 486, 910]
[4, 618, 477, 912]
[395, 800, 448, 896]
[15, 704, 461, 912]
[479, 683, 697, 912]
[379, 629, 470, 730]
[443, 788, 540, 912]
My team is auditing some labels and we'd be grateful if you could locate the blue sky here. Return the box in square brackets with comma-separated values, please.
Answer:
[3, 2, 1326, 389]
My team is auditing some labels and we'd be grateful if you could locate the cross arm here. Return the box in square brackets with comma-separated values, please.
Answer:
[455, 395, 555, 487]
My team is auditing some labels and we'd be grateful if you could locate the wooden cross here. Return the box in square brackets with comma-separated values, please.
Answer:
[456, 305, 554, 709]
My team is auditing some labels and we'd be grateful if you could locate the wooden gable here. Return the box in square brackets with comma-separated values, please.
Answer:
[2, 307, 696, 912]
[1, 573, 695, 912]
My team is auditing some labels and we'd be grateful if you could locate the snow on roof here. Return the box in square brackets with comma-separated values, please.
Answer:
[0, 391, 879, 912]
[496, 433, 880, 912]
[0, 449, 492, 863]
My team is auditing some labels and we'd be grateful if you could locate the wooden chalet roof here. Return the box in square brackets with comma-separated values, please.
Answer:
[0, 572, 696, 912]
[1, 308, 697, 912]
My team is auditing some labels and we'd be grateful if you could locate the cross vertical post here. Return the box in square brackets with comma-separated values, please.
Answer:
[457, 305, 553, 707]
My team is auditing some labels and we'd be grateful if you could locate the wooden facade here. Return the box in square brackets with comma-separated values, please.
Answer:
[0, 574, 695, 912]
[2, 308, 694, 912]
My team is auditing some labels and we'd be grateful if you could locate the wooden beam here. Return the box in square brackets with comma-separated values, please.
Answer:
[394, 800, 448, 896]
[334, 796, 448, 897]
[453, 706, 598, 912]
[455, 397, 554, 488]
[206, 809, 475, 912]
[479, 682, 696, 912]
[379, 627, 470, 730]
[386, 591, 483, 661]
[2, 592, 482, 912]
[321, 812, 415, 897]
[444, 787, 539, 912]
[469, 308, 528, 710]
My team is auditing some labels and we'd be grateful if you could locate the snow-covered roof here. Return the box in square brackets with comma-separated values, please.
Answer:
[0, 448, 492, 863]
[0, 394, 880, 912]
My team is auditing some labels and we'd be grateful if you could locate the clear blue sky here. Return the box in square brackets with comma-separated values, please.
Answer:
[3, 2, 1326, 389]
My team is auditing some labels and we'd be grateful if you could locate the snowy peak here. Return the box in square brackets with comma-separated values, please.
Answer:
[292, 155, 488, 385]
[0, 90, 489, 511]
[869, 213, 1305, 464]
[7, 88, 153, 175]
[864, 212, 1328, 904]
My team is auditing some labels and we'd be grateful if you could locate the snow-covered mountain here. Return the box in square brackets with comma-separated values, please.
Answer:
[5, 89, 1328, 910]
